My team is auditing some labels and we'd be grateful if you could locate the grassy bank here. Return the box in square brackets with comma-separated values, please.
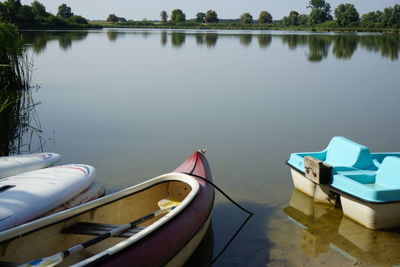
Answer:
[91, 21, 400, 34]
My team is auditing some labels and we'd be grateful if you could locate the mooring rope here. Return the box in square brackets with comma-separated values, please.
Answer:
[182, 166, 254, 264]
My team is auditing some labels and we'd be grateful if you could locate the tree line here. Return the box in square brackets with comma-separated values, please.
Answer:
[0, 0, 92, 28]
[106, 0, 399, 30]
[0, 0, 399, 30]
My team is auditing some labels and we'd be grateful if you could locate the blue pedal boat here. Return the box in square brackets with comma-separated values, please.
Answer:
[287, 136, 400, 229]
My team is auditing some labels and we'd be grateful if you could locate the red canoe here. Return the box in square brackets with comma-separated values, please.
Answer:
[0, 151, 215, 267]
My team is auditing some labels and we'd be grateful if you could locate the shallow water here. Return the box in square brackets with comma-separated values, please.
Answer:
[15, 29, 400, 266]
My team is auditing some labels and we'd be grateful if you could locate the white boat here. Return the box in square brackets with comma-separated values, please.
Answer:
[0, 164, 96, 231]
[0, 153, 61, 179]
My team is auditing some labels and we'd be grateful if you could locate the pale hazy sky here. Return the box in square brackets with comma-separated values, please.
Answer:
[20, 0, 400, 21]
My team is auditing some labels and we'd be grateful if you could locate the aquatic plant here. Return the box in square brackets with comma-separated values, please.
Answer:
[0, 22, 43, 155]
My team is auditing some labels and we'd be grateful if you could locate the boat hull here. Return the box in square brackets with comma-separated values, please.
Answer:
[340, 195, 400, 230]
[97, 151, 214, 266]
[290, 167, 316, 197]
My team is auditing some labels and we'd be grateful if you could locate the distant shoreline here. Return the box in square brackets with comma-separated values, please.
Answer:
[90, 22, 400, 34]
[19, 22, 399, 34]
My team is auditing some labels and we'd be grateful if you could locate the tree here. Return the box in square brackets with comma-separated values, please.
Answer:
[258, 10, 272, 24]
[107, 14, 118, 22]
[308, 0, 331, 14]
[1, 0, 22, 23]
[18, 5, 34, 23]
[160, 10, 168, 22]
[309, 8, 328, 25]
[381, 4, 400, 27]
[240, 12, 253, 24]
[283, 11, 300, 26]
[307, 0, 332, 25]
[205, 10, 218, 23]
[298, 14, 309, 25]
[195, 12, 205, 23]
[68, 15, 87, 24]
[334, 3, 359, 27]
[57, 3, 73, 19]
[31, 0, 47, 17]
[171, 9, 185, 22]
[361, 11, 382, 24]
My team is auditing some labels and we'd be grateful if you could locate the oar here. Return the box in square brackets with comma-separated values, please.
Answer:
[22, 198, 180, 267]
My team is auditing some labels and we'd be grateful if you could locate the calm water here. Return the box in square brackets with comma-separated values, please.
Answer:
[18, 29, 400, 266]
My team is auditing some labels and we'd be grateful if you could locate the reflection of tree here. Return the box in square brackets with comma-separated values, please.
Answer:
[195, 33, 204, 45]
[107, 31, 118, 42]
[160, 31, 167, 46]
[239, 34, 252, 47]
[360, 35, 400, 61]
[280, 35, 308, 50]
[333, 36, 358, 60]
[171, 32, 185, 48]
[204, 33, 218, 48]
[306, 36, 331, 62]
[22, 31, 89, 54]
[257, 34, 272, 48]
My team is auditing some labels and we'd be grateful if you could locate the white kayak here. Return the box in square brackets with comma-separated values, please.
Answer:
[0, 164, 96, 231]
[0, 153, 62, 179]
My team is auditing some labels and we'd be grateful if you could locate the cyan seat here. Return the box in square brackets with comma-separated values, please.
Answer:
[325, 136, 374, 170]
[331, 157, 400, 202]
[287, 136, 377, 173]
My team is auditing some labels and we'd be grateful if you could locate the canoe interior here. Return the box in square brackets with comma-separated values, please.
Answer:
[0, 180, 192, 266]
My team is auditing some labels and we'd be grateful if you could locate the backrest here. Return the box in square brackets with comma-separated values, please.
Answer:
[325, 136, 373, 169]
[376, 157, 400, 188]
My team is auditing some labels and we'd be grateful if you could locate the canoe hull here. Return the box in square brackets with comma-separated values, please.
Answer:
[97, 151, 214, 266]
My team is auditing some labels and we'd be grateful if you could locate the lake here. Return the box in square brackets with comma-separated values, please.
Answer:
[16, 29, 400, 266]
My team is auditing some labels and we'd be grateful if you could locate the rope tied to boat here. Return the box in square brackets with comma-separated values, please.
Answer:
[182, 151, 254, 264]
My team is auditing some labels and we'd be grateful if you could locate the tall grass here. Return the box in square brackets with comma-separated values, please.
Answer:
[0, 23, 43, 156]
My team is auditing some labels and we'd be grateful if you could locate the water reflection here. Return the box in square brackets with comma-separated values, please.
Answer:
[106, 31, 119, 42]
[239, 34, 252, 47]
[22, 30, 400, 61]
[284, 189, 400, 266]
[333, 36, 358, 60]
[0, 53, 44, 156]
[171, 32, 186, 48]
[212, 201, 273, 266]
[257, 34, 272, 49]
[23, 31, 89, 54]
[205, 33, 218, 48]
[161, 31, 167, 46]
[306, 36, 331, 62]
[184, 223, 214, 267]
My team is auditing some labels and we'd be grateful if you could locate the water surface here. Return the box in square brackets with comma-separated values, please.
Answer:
[16, 29, 400, 266]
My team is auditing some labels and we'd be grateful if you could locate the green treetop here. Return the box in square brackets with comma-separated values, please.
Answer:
[57, 3, 73, 19]
[160, 10, 168, 22]
[31, 1, 47, 17]
[171, 9, 185, 22]
[258, 11, 272, 23]
[195, 12, 205, 23]
[205, 10, 218, 23]
[334, 3, 359, 27]
[240, 12, 253, 24]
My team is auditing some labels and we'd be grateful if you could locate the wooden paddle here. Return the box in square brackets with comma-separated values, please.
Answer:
[21, 198, 180, 267]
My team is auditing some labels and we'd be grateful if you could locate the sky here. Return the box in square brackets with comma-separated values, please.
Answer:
[20, 0, 400, 21]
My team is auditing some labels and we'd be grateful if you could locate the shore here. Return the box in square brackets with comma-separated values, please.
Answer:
[89, 21, 400, 34]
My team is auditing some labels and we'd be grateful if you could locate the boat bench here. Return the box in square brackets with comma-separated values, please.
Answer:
[331, 157, 400, 202]
[62, 222, 146, 238]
